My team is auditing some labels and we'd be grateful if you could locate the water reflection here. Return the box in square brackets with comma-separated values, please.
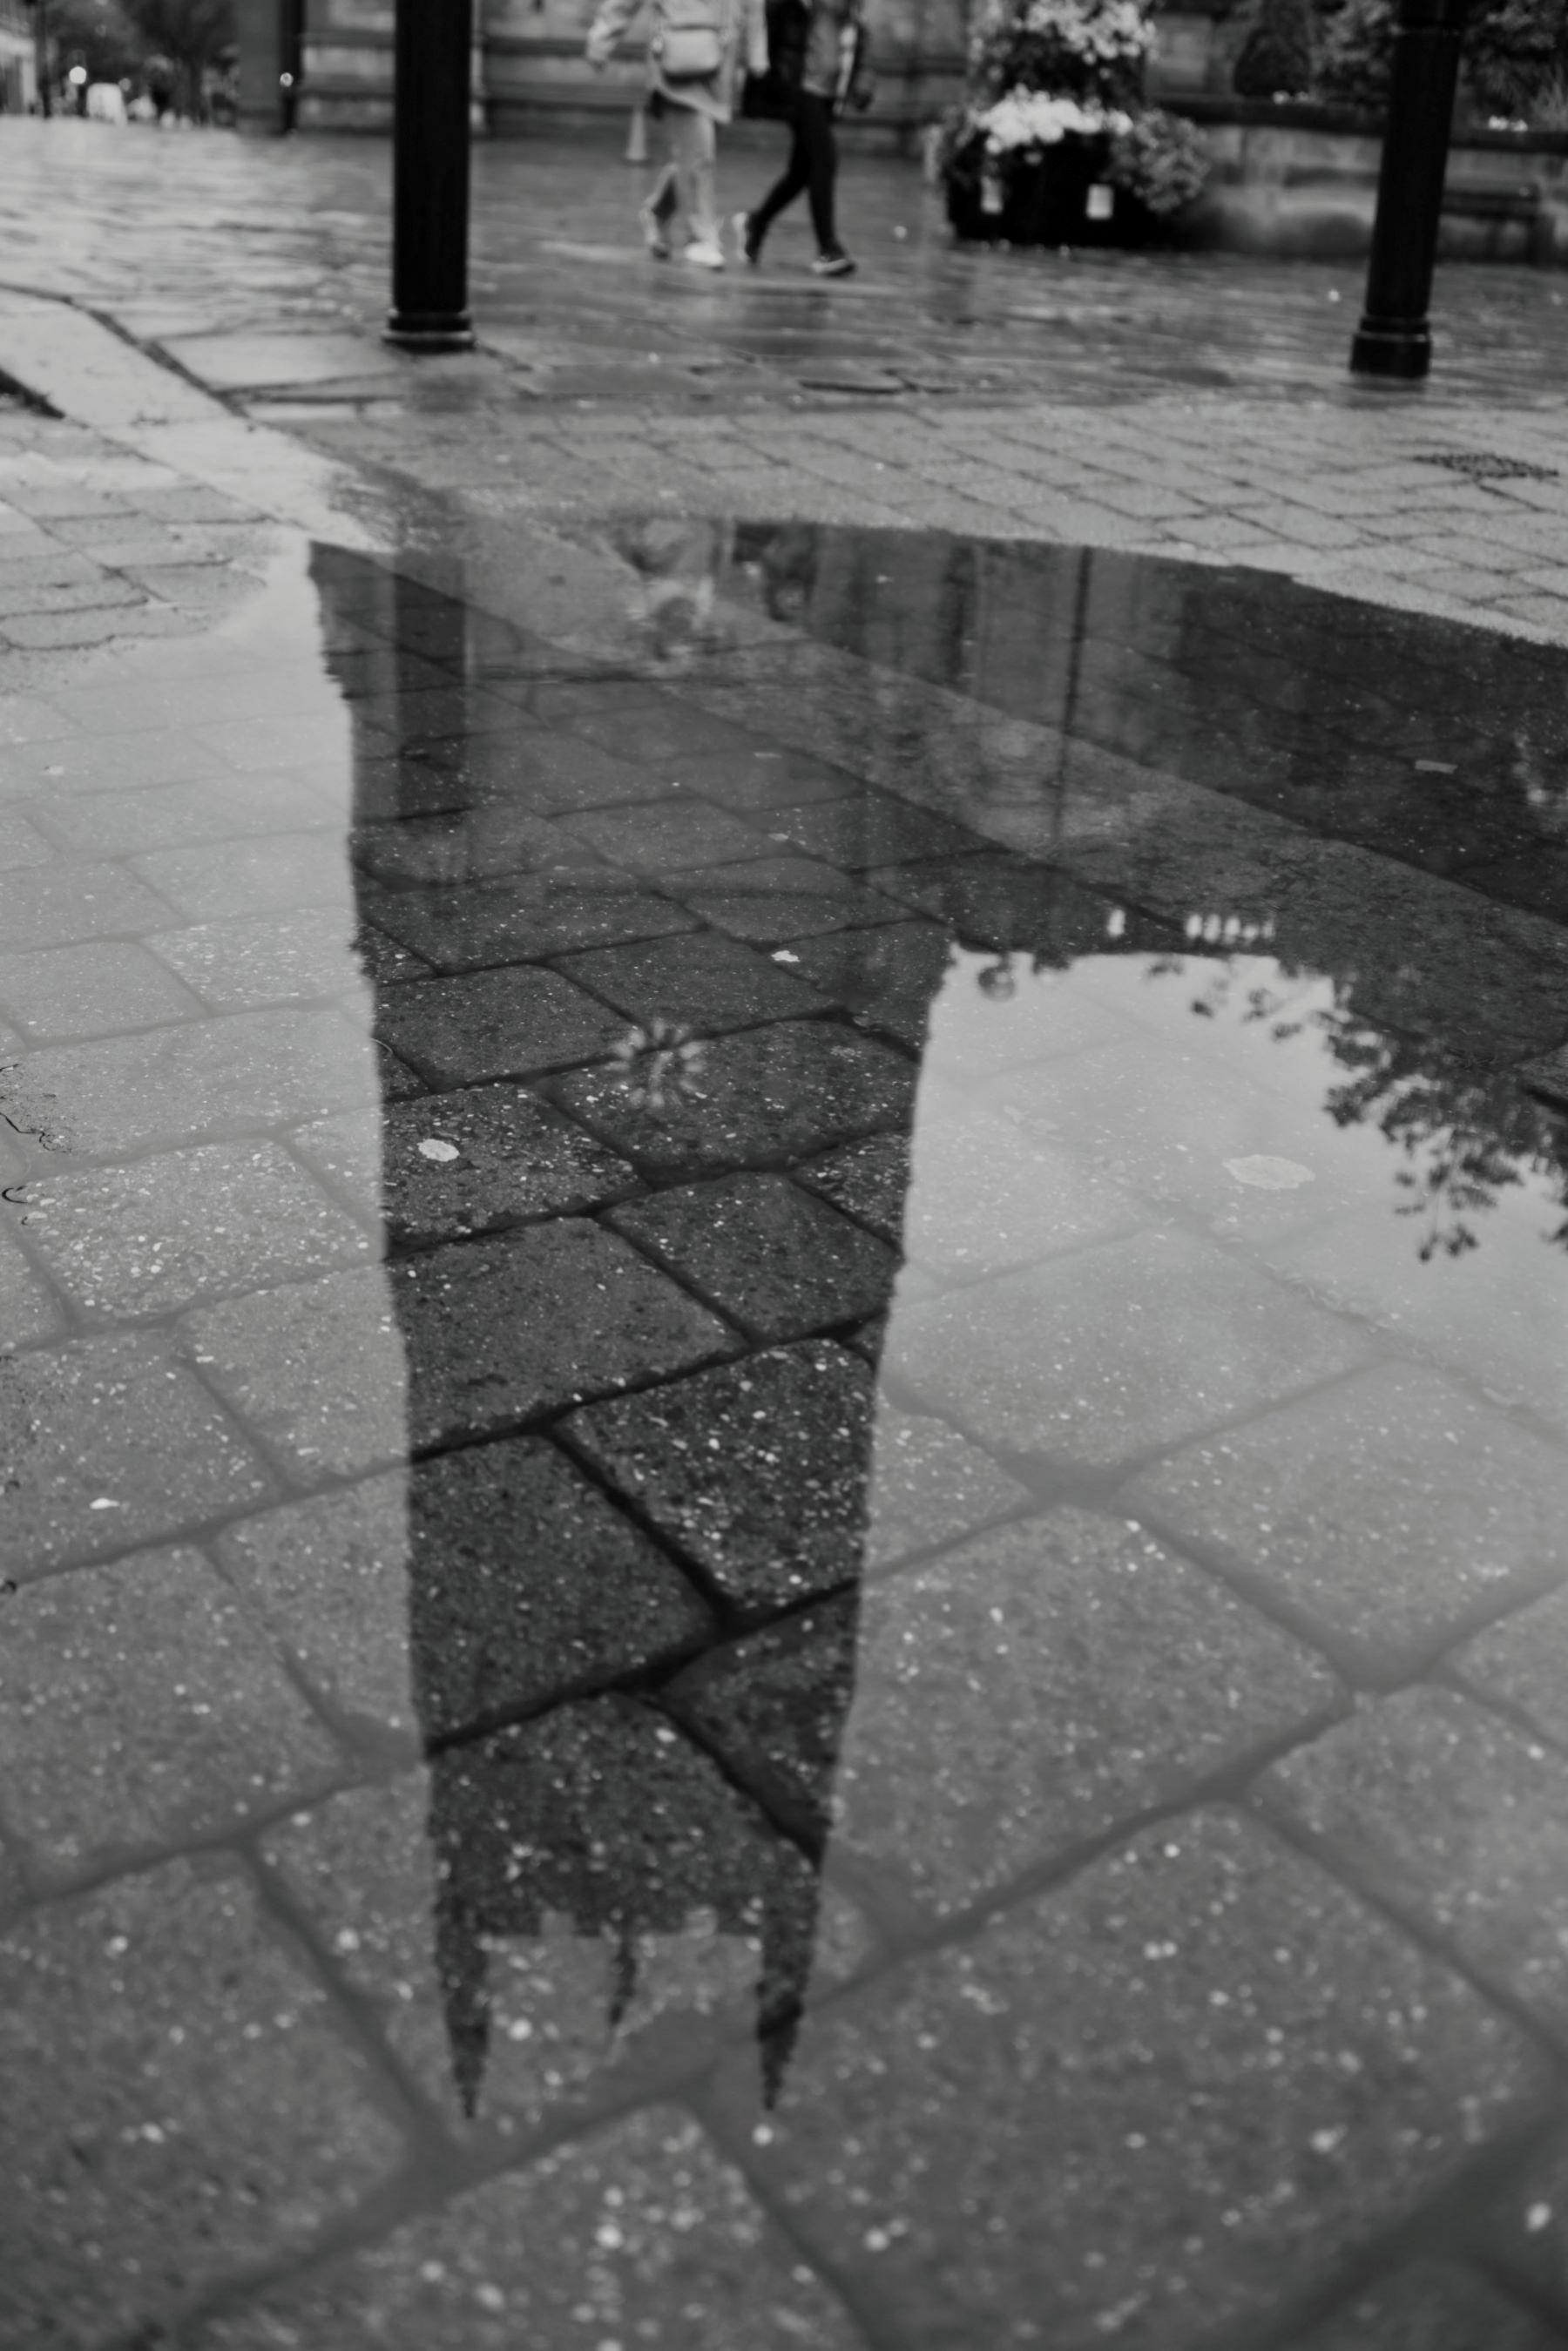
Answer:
[313, 530, 1568, 2137]
[9, 515, 1568, 2342]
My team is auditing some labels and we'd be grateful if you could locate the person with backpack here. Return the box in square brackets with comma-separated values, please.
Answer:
[733, 0, 872, 276]
[587, 0, 767, 269]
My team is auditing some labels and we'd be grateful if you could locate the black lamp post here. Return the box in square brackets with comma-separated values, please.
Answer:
[385, 0, 476, 351]
[1349, 0, 1470, 381]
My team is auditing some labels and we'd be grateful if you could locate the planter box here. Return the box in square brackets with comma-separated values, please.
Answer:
[945, 134, 1160, 246]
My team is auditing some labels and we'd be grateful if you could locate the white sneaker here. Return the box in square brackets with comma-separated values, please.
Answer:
[684, 239, 726, 270]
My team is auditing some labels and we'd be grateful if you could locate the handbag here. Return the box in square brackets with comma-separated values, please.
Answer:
[652, 0, 724, 80]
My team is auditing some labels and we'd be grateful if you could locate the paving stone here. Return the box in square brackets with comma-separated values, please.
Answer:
[608, 1172, 898, 1343]
[388, 1219, 733, 1452]
[1, 1004, 380, 1157]
[561, 797, 774, 874]
[0, 857, 172, 952]
[889, 1227, 1370, 1472]
[416, 724, 670, 813]
[350, 800, 597, 891]
[666, 1597, 860, 1847]
[1260, 1688, 1568, 2044]
[360, 873, 693, 971]
[294, 1084, 635, 1245]
[0, 1544, 343, 1880]
[1127, 1364, 1568, 1684]
[1483, 2137, 1568, 2317]
[902, 1077, 1145, 1283]
[677, 854, 905, 945]
[794, 1130, 912, 1243]
[564, 696, 766, 763]
[765, 792, 986, 870]
[671, 743, 860, 813]
[3, 723, 219, 794]
[564, 1341, 873, 1617]
[217, 1475, 420, 1750]
[374, 965, 626, 1086]
[398, 1436, 712, 1741]
[183, 1264, 408, 1483]
[130, 831, 352, 922]
[554, 1017, 916, 1179]
[0, 1333, 272, 1576]
[338, 681, 532, 746]
[0, 935, 204, 1040]
[683, 1510, 1337, 1915]
[989, 1019, 1380, 1248]
[260, 1706, 856, 2133]
[22, 1138, 372, 1316]
[0, 1217, 63, 1349]
[150, 908, 415, 1010]
[784, 918, 955, 1047]
[0, 804, 53, 868]
[1451, 1583, 1568, 1752]
[711, 1809, 1536, 2351]
[29, 771, 330, 855]
[873, 849, 1149, 961]
[316, 2103, 876, 2342]
[863, 1402, 1036, 1571]
[199, 2104, 863, 2351]
[1283, 2260, 1562, 2351]
[0, 1855, 404, 2348]
[1262, 1192, 1568, 1439]
[558, 927, 832, 1032]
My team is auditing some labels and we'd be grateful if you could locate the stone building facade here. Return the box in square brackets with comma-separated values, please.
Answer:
[234, 0, 1226, 139]
[0, 0, 39, 113]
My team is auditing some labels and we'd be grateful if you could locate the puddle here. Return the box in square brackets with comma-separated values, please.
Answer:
[4, 520, 1568, 2348]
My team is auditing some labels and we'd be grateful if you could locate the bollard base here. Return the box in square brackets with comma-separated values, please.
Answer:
[1349, 318, 1431, 381]
[384, 310, 476, 353]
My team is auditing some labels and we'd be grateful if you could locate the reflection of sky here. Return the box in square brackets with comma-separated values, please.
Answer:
[896, 945, 1568, 1433]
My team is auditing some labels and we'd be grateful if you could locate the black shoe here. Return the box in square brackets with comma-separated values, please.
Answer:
[733, 210, 762, 266]
[811, 247, 855, 277]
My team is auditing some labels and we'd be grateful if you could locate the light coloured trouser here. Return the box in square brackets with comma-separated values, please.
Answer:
[648, 101, 719, 249]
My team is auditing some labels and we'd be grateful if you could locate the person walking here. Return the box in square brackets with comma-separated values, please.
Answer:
[587, 0, 766, 270]
[734, 0, 871, 277]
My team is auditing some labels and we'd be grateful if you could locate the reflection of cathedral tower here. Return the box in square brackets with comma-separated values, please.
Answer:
[313, 544, 879, 2117]
[313, 527, 1200, 2121]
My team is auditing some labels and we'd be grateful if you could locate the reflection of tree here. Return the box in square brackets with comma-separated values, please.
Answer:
[1165, 955, 1565, 1263]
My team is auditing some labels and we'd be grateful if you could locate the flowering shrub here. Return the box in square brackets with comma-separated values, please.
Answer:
[1105, 107, 1213, 214]
[973, 88, 1132, 154]
[969, 0, 1154, 106]
[943, 0, 1210, 240]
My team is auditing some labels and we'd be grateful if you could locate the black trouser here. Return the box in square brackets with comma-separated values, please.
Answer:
[752, 87, 838, 253]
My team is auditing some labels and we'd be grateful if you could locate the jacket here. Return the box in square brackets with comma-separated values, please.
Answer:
[800, 0, 870, 105]
[587, 0, 767, 121]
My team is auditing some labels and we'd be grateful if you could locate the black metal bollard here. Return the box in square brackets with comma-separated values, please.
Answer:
[1349, 0, 1470, 382]
[386, 0, 476, 351]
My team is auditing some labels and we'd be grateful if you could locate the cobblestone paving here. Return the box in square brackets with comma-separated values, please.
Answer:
[3, 118, 1568, 652]
[7, 118, 1568, 2351]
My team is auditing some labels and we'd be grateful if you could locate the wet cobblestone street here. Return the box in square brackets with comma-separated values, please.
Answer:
[6, 111, 1568, 2351]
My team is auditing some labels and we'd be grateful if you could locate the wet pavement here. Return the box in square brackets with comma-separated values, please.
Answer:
[4, 119, 1568, 652]
[6, 342, 1568, 2350]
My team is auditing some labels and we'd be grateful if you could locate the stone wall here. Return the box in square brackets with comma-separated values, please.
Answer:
[272, 0, 975, 134]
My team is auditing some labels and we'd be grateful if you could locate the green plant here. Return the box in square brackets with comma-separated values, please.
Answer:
[1232, 0, 1314, 93]
[1106, 105, 1213, 211]
[1465, 0, 1568, 117]
[1531, 64, 1568, 122]
[1313, 0, 1568, 117]
[967, 0, 1154, 105]
[1313, 0, 1394, 108]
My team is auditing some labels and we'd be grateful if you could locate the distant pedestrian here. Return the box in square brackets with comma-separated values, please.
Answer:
[735, 0, 872, 276]
[587, 0, 766, 272]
